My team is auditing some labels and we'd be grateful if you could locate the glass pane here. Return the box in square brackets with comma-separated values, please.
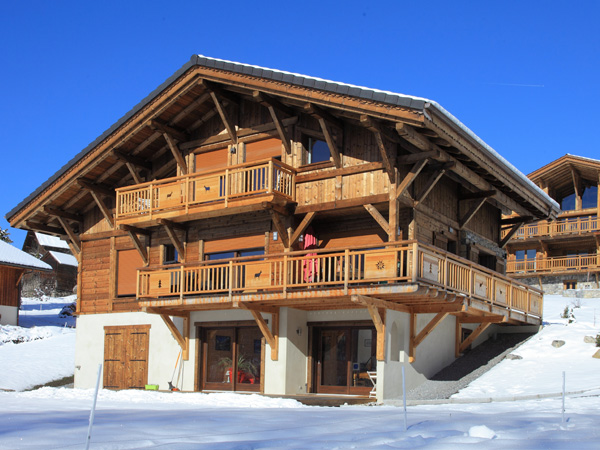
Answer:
[320, 330, 348, 386]
[309, 138, 330, 164]
[236, 328, 262, 385]
[351, 329, 374, 387]
[206, 329, 234, 385]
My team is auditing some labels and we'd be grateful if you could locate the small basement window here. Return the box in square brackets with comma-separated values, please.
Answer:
[564, 281, 577, 290]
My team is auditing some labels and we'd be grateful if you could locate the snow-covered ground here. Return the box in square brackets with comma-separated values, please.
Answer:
[0, 294, 599, 449]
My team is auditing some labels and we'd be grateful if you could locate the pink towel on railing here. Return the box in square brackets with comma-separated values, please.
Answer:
[303, 228, 319, 283]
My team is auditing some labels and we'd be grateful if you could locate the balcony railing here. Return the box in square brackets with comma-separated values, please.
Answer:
[507, 253, 600, 275]
[137, 241, 543, 318]
[115, 158, 295, 221]
[503, 214, 599, 240]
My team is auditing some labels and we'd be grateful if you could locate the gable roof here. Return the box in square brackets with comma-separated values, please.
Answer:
[0, 240, 52, 271]
[6, 55, 560, 228]
[528, 154, 600, 202]
[35, 232, 71, 250]
[46, 250, 78, 267]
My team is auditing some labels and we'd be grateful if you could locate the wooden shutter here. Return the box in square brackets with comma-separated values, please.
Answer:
[196, 148, 228, 173]
[117, 249, 144, 296]
[245, 138, 282, 162]
[204, 234, 265, 254]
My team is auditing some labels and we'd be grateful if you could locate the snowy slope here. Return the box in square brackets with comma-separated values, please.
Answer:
[0, 294, 598, 449]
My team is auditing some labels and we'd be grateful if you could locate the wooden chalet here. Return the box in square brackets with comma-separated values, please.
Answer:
[21, 231, 78, 296]
[0, 240, 52, 325]
[6, 55, 559, 400]
[505, 154, 600, 293]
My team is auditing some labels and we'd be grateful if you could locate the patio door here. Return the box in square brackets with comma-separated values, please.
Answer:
[201, 325, 263, 392]
[315, 326, 376, 395]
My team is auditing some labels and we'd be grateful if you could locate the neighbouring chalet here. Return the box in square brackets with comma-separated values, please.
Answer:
[6, 55, 559, 400]
[0, 240, 52, 325]
[505, 154, 600, 294]
[21, 231, 78, 296]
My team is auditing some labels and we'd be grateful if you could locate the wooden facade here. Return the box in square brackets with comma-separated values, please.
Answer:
[7, 56, 559, 396]
[504, 154, 600, 292]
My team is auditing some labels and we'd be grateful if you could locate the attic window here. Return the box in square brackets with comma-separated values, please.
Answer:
[303, 135, 330, 165]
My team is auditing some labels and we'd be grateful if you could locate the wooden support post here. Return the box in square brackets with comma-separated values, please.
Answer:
[500, 222, 526, 248]
[458, 322, 492, 355]
[413, 162, 454, 205]
[304, 103, 342, 168]
[158, 219, 186, 263]
[78, 179, 115, 229]
[120, 225, 149, 265]
[459, 197, 488, 229]
[366, 304, 386, 361]
[270, 210, 290, 249]
[160, 313, 190, 360]
[396, 159, 428, 201]
[413, 312, 449, 349]
[253, 91, 293, 155]
[247, 308, 279, 361]
[364, 204, 390, 237]
[290, 212, 317, 247]
[56, 216, 81, 255]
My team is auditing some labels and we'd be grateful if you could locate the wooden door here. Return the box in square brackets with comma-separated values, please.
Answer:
[104, 325, 150, 389]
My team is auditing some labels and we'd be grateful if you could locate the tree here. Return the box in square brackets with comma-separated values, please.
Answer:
[0, 228, 13, 244]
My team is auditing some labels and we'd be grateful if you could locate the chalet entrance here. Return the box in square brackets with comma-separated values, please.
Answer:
[313, 325, 376, 395]
[103, 325, 150, 390]
[200, 324, 263, 392]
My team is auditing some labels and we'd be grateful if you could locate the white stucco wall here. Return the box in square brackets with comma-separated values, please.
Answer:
[75, 312, 188, 390]
[378, 309, 457, 401]
[0, 305, 18, 326]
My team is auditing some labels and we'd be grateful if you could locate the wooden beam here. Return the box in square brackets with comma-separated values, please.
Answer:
[111, 149, 152, 170]
[413, 312, 449, 348]
[247, 308, 279, 361]
[25, 221, 65, 237]
[43, 206, 82, 222]
[304, 103, 342, 168]
[208, 89, 238, 145]
[163, 132, 188, 175]
[365, 304, 386, 361]
[120, 225, 148, 265]
[360, 115, 396, 179]
[158, 219, 186, 263]
[269, 210, 290, 249]
[499, 222, 525, 248]
[351, 294, 411, 313]
[500, 216, 533, 225]
[77, 179, 114, 197]
[460, 190, 496, 201]
[396, 123, 533, 217]
[290, 212, 317, 247]
[160, 313, 190, 360]
[459, 314, 505, 324]
[253, 91, 293, 155]
[396, 159, 428, 200]
[364, 204, 390, 236]
[149, 120, 188, 143]
[459, 197, 488, 228]
[413, 163, 453, 205]
[397, 150, 440, 164]
[294, 193, 390, 215]
[56, 216, 81, 255]
[458, 322, 492, 354]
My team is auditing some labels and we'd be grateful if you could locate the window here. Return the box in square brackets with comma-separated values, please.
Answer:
[303, 135, 330, 165]
[163, 244, 178, 264]
[564, 281, 577, 290]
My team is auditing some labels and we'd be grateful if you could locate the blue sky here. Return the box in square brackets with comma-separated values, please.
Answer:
[1, 1, 599, 248]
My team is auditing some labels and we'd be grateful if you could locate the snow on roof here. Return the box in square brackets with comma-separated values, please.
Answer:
[35, 232, 70, 250]
[47, 251, 78, 267]
[0, 240, 52, 271]
[565, 153, 600, 165]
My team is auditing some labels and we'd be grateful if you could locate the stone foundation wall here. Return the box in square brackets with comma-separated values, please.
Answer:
[513, 273, 600, 296]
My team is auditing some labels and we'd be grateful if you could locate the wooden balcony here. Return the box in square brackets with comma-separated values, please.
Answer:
[503, 213, 599, 241]
[137, 241, 543, 324]
[115, 158, 296, 227]
[507, 253, 600, 276]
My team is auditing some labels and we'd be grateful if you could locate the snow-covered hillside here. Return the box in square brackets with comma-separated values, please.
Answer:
[0, 294, 598, 449]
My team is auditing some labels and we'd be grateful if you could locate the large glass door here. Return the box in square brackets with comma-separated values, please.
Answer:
[315, 326, 375, 395]
[202, 326, 262, 392]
